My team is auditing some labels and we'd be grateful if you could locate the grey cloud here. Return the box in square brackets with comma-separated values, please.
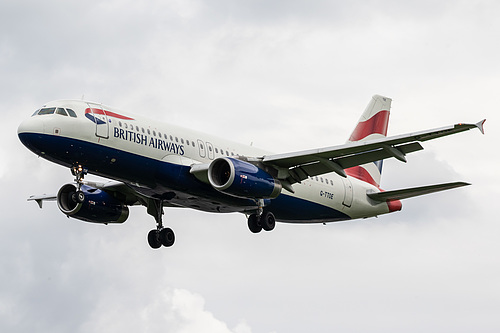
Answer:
[2, 0, 499, 332]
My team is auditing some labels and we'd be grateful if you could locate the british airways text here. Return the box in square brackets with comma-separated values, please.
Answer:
[114, 127, 184, 155]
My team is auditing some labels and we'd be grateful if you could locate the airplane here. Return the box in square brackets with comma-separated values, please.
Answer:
[17, 95, 485, 249]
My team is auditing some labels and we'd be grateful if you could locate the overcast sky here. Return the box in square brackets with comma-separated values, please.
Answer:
[1, 1, 499, 332]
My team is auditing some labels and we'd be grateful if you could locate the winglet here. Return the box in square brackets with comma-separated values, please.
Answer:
[475, 119, 486, 134]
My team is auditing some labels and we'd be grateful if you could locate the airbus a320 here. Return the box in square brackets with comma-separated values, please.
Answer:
[17, 95, 485, 249]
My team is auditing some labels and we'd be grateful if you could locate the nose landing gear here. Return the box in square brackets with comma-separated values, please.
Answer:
[70, 165, 87, 203]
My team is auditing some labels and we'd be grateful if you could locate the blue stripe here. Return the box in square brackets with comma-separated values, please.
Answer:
[19, 133, 350, 223]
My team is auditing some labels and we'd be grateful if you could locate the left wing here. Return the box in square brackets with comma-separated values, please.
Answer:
[262, 120, 485, 187]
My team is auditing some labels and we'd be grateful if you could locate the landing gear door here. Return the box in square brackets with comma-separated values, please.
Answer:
[87, 103, 109, 139]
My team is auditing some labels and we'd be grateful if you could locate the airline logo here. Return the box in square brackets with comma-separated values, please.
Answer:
[348, 110, 390, 142]
[113, 127, 185, 155]
[346, 108, 390, 188]
[85, 108, 134, 124]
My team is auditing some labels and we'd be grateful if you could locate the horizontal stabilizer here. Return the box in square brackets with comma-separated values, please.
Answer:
[367, 182, 470, 201]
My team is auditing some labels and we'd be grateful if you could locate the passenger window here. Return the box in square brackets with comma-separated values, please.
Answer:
[38, 107, 56, 115]
[215, 148, 219, 154]
[136, 126, 139, 131]
[66, 109, 77, 117]
[170, 135, 173, 141]
[147, 129, 151, 135]
[142, 128, 145, 133]
[175, 137, 179, 143]
[125, 123, 128, 129]
[181, 138, 184, 144]
[153, 130, 156, 136]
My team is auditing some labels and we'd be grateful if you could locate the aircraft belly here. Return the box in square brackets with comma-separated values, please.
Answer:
[19, 133, 379, 222]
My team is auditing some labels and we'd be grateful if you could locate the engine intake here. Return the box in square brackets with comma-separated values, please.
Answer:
[208, 157, 282, 199]
[57, 184, 129, 224]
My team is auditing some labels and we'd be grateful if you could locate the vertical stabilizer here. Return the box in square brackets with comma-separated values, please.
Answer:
[345, 95, 392, 187]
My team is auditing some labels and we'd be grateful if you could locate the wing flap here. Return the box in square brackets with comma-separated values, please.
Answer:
[367, 182, 470, 201]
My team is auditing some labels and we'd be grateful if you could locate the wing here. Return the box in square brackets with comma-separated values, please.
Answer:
[28, 180, 152, 208]
[28, 193, 57, 208]
[262, 120, 485, 188]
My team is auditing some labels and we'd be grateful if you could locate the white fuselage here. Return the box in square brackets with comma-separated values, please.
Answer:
[18, 100, 393, 223]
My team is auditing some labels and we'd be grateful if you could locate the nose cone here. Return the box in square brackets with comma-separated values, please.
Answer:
[18, 116, 45, 153]
[18, 116, 44, 135]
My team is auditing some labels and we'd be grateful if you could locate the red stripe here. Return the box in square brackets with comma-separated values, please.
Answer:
[345, 166, 378, 187]
[85, 108, 134, 120]
[349, 110, 390, 142]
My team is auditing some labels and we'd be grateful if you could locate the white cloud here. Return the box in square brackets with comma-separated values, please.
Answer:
[81, 287, 252, 333]
[2, 0, 499, 332]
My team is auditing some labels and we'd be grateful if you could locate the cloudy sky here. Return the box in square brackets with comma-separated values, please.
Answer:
[1, 0, 499, 332]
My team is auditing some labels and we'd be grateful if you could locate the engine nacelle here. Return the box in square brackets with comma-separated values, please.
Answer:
[208, 157, 282, 199]
[57, 184, 129, 224]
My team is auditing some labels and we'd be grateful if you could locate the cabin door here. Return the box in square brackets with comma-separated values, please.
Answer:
[87, 103, 109, 139]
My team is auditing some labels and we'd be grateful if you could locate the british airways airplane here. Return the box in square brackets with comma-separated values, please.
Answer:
[18, 95, 485, 249]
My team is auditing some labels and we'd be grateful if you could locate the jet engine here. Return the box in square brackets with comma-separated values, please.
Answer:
[208, 157, 282, 199]
[57, 184, 129, 224]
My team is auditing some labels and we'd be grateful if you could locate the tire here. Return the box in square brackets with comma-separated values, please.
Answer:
[261, 212, 276, 231]
[147, 229, 162, 249]
[76, 191, 85, 203]
[247, 214, 262, 233]
[159, 228, 175, 247]
[71, 191, 85, 203]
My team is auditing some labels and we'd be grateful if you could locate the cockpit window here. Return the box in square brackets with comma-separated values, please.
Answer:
[38, 107, 56, 115]
[56, 108, 68, 116]
[66, 108, 77, 117]
[32, 109, 40, 116]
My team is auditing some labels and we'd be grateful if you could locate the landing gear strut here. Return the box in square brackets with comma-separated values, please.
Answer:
[71, 165, 87, 203]
[147, 199, 175, 249]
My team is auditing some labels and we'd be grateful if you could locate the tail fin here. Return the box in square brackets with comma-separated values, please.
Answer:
[345, 95, 392, 187]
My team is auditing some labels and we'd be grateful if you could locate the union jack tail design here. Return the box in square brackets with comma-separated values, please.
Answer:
[345, 95, 392, 187]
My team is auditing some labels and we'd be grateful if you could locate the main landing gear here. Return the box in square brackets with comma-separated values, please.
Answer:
[247, 200, 276, 233]
[247, 211, 276, 233]
[147, 199, 175, 249]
